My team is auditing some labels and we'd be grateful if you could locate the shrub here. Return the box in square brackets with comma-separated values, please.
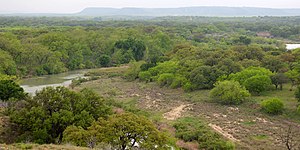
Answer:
[157, 73, 175, 87]
[64, 113, 168, 149]
[297, 106, 300, 114]
[243, 75, 272, 94]
[173, 117, 235, 150]
[228, 67, 273, 84]
[170, 76, 188, 89]
[183, 82, 195, 92]
[295, 86, 300, 102]
[0, 80, 26, 101]
[210, 80, 250, 105]
[138, 71, 152, 82]
[124, 61, 145, 81]
[9, 87, 112, 144]
[261, 98, 284, 115]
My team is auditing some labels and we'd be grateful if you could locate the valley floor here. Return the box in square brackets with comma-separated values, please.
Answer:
[74, 66, 300, 150]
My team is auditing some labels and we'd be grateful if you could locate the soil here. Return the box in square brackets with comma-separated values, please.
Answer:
[75, 67, 300, 150]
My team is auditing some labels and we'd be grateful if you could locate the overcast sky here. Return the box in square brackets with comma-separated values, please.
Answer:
[1, 0, 300, 13]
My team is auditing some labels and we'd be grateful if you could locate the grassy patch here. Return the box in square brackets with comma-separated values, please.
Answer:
[0, 143, 89, 150]
[84, 66, 128, 77]
[251, 134, 269, 141]
[184, 90, 210, 103]
[173, 117, 235, 150]
[241, 121, 256, 126]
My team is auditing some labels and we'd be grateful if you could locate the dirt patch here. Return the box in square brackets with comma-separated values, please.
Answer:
[163, 104, 191, 120]
[209, 123, 240, 142]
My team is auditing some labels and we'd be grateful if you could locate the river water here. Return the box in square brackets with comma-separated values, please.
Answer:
[20, 70, 88, 95]
[286, 44, 300, 50]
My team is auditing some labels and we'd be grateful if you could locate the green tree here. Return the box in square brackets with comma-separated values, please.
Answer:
[228, 67, 273, 84]
[0, 80, 26, 101]
[64, 113, 168, 150]
[138, 71, 152, 82]
[98, 55, 111, 67]
[190, 66, 223, 89]
[0, 50, 17, 75]
[9, 87, 111, 144]
[233, 36, 251, 45]
[210, 80, 250, 105]
[285, 69, 300, 90]
[271, 73, 288, 90]
[114, 38, 146, 61]
[243, 75, 272, 94]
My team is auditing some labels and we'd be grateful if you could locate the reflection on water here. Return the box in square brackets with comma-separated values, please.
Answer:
[20, 70, 88, 95]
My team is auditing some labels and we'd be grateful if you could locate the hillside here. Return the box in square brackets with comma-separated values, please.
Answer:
[78, 7, 300, 16]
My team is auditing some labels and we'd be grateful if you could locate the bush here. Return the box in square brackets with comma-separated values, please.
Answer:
[297, 106, 300, 114]
[0, 80, 26, 101]
[157, 73, 175, 87]
[170, 76, 188, 89]
[243, 75, 272, 94]
[261, 98, 284, 115]
[138, 71, 152, 82]
[210, 80, 250, 105]
[183, 82, 195, 92]
[124, 61, 145, 81]
[228, 67, 273, 84]
[173, 117, 235, 150]
[9, 87, 112, 144]
[64, 113, 168, 149]
[295, 86, 300, 102]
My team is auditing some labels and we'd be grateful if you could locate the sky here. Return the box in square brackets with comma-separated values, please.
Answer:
[1, 0, 300, 13]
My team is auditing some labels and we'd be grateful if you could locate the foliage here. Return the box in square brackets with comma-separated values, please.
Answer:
[157, 73, 175, 87]
[138, 71, 152, 82]
[114, 38, 146, 61]
[261, 98, 284, 115]
[210, 80, 250, 105]
[0, 80, 26, 101]
[294, 86, 300, 102]
[228, 67, 273, 84]
[190, 66, 223, 90]
[124, 61, 145, 81]
[98, 55, 111, 67]
[173, 117, 235, 150]
[0, 50, 17, 75]
[63, 113, 168, 149]
[228, 67, 273, 93]
[243, 75, 272, 94]
[8, 87, 112, 144]
[271, 73, 288, 90]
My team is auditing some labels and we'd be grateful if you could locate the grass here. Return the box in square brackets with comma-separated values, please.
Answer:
[251, 83, 300, 121]
[241, 121, 256, 126]
[73, 66, 300, 149]
[184, 89, 211, 103]
[251, 134, 269, 141]
[252, 84, 297, 108]
[0, 143, 89, 150]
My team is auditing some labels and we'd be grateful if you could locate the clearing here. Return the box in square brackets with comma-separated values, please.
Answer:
[74, 66, 300, 150]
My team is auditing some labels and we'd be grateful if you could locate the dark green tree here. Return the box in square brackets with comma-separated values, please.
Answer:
[0, 80, 25, 101]
[9, 87, 111, 144]
[64, 113, 168, 149]
[98, 55, 111, 67]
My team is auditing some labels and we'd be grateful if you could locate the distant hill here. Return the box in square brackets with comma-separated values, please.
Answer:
[78, 7, 300, 17]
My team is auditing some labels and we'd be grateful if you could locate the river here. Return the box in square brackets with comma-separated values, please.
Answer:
[20, 69, 88, 95]
[286, 44, 300, 50]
